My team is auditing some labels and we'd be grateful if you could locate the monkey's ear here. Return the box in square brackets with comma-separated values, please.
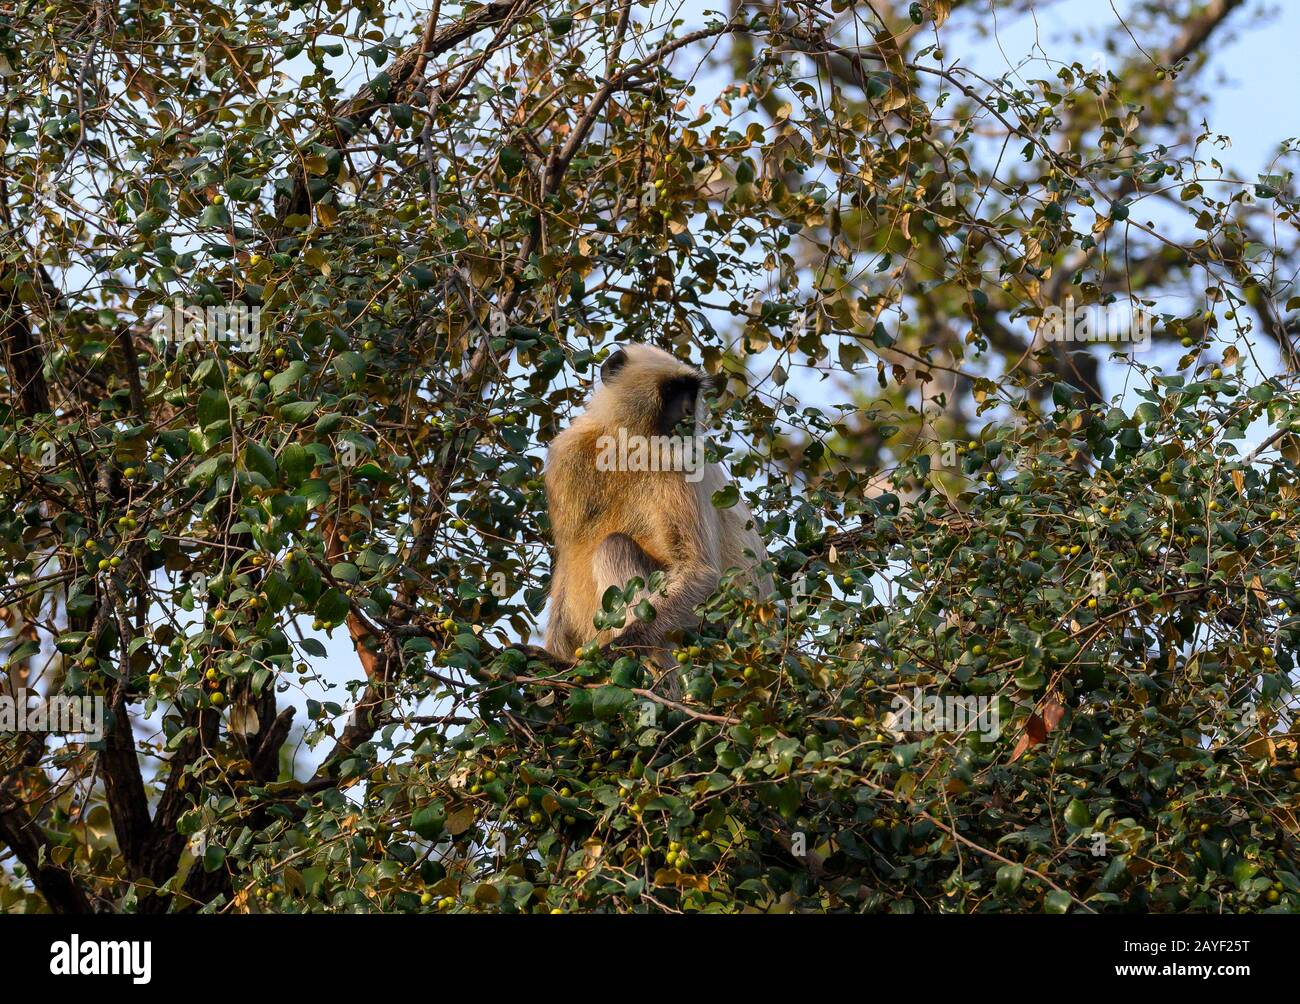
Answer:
[600, 347, 628, 384]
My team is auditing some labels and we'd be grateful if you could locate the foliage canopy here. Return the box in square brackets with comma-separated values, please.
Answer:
[2, 0, 1299, 913]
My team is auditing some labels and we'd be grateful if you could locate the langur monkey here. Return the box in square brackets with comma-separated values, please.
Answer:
[543, 344, 771, 678]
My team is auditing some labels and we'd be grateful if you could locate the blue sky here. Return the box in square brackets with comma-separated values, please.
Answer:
[968, 0, 1299, 170]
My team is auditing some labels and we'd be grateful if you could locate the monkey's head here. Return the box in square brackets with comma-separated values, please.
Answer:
[591, 343, 713, 436]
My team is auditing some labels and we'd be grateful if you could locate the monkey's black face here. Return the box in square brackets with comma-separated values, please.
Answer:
[657, 374, 702, 436]
[597, 345, 716, 436]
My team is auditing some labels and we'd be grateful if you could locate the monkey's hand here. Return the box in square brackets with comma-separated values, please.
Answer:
[593, 640, 681, 698]
[596, 634, 652, 663]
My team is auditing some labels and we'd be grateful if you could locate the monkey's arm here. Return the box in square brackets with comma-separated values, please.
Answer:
[544, 557, 584, 660]
[594, 532, 718, 655]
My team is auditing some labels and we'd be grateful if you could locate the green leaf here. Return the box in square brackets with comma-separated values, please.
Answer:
[1052, 382, 1082, 408]
[592, 685, 634, 721]
[333, 352, 365, 382]
[280, 443, 313, 485]
[197, 388, 229, 430]
[280, 400, 320, 422]
[1065, 798, 1090, 828]
[609, 657, 642, 688]
[242, 442, 277, 483]
[314, 412, 344, 436]
[331, 562, 360, 583]
[412, 802, 446, 840]
[1043, 890, 1072, 914]
[565, 688, 594, 723]
[499, 147, 524, 177]
[186, 455, 230, 487]
[711, 484, 740, 509]
[134, 208, 167, 234]
[315, 587, 350, 624]
[270, 360, 308, 397]
[996, 864, 1024, 894]
[407, 265, 435, 289]
[199, 203, 230, 228]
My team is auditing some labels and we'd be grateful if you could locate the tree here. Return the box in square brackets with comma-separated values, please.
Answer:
[1, 0, 1298, 913]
